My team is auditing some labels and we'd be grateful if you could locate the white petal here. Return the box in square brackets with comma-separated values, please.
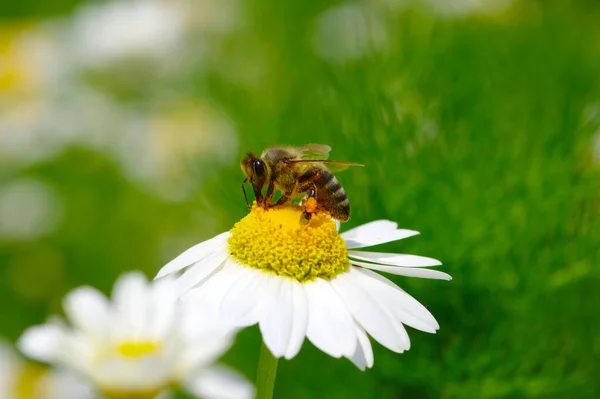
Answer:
[304, 278, 357, 359]
[18, 322, 66, 363]
[349, 325, 374, 370]
[179, 333, 235, 373]
[331, 268, 410, 353]
[341, 220, 419, 249]
[63, 286, 109, 337]
[156, 232, 230, 278]
[180, 287, 237, 371]
[348, 251, 442, 267]
[220, 266, 270, 327]
[147, 276, 179, 339]
[284, 280, 308, 359]
[185, 365, 255, 399]
[39, 369, 96, 399]
[352, 260, 452, 280]
[111, 271, 150, 336]
[353, 268, 440, 333]
[177, 248, 230, 292]
[183, 260, 247, 332]
[259, 277, 294, 358]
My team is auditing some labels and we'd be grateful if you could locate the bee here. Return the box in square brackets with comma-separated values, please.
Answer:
[241, 144, 363, 223]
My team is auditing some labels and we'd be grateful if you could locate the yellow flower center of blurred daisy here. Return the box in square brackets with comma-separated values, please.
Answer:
[103, 388, 165, 399]
[228, 203, 349, 281]
[117, 341, 160, 358]
[13, 363, 46, 399]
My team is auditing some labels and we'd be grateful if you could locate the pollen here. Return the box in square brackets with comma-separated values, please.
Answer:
[228, 203, 349, 281]
[305, 197, 318, 214]
[117, 341, 160, 358]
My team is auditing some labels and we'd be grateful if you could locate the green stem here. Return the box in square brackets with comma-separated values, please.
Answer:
[255, 340, 279, 399]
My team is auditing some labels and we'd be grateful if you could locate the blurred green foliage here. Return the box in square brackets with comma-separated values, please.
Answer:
[1, 0, 600, 398]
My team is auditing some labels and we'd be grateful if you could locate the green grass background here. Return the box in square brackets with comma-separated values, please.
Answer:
[1, 0, 599, 398]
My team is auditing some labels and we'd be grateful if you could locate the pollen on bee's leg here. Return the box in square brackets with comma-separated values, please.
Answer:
[305, 197, 318, 213]
[228, 203, 349, 282]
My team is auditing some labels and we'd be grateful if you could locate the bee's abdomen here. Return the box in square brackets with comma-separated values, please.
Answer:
[314, 169, 350, 221]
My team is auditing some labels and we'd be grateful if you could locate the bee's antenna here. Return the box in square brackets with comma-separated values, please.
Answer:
[241, 178, 251, 210]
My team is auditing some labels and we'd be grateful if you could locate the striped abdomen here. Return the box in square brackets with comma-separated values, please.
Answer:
[312, 169, 350, 221]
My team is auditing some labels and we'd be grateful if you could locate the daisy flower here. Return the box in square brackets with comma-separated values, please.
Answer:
[157, 204, 451, 370]
[0, 340, 92, 399]
[18, 271, 254, 399]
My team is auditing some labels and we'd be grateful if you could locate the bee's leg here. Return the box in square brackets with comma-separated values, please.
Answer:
[251, 181, 264, 207]
[297, 168, 321, 224]
[300, 212, 312, 225]
[263, 180, 276, 207]
[299, 184, 317, 225]
[241, 178, 251, 210]
[274, 195, 290, 206]
[274, 186, 294, 206]
[297, 177, 318, 201]
[304, 184, 317, 200]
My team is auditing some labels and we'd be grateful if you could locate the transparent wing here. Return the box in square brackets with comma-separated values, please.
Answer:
[298, 144, 332, 160]
[287, 159, 365, 172]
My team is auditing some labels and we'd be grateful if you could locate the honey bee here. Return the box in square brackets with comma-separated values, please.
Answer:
[241, 144, 363, 223]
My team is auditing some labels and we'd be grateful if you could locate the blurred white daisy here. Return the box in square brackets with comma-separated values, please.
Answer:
[0, 179, 64, 241]
[157, 204, 451, 369]
[18, 272, 254, 399]
[69, 0, 187, 68]
[422, 0, 514, 17]
[0, 21, 73, 168]
[114, 100, 238, 202]
[0, 340, 92, 399]
[591, 129, 600, 165]
[312, 4, 388, 64]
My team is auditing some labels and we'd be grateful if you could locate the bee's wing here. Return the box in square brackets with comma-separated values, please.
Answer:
[298, 144, 332, 160]
[287, 159, 365, 172]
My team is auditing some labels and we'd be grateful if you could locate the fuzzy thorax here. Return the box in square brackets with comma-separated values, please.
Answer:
[228, 203, 349, 281]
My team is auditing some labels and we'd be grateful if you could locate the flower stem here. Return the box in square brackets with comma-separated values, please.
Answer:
[255, 340, 279, 399]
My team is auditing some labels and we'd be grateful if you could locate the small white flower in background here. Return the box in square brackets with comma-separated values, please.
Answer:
[422, 0, 514, 17]
[115, 100, 239, 202]
[0, 340, 92, 399]
[0, 21, 65, 97]
[0, 21, 75, 168]
[69, 0, 187, 68]
[18, 272, 254, 399]
[371, 0, 513, 17]
[157, 205, 451, 370]
[591, 129, 600, 165]
[312, 4, 388, 64]
[0, 179, 64, 241]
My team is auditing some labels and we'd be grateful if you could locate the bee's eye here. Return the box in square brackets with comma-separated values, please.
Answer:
[252, 159, 266, 176]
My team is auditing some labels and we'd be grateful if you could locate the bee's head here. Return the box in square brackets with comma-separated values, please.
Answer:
[241, 153, 269, 189]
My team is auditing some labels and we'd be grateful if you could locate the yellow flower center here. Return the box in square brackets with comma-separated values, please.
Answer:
[103, 388, 165, 399]
[13, 363, 46, 399]
[102, 387, 168, 399]
[0, 22, 42, 93]
[97, 341, 166, 399]
[228, 203, 349, 281]
[117, 341, 160, 358]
